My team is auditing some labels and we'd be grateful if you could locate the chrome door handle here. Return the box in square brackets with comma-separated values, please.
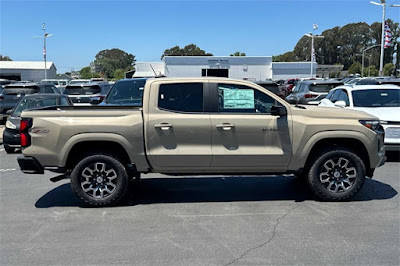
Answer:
[216, 124, 235, 131]
[154, 123, 173, 131]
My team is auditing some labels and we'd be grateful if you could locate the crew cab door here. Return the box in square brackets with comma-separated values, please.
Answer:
[209, 82, 292, 171]
[145, 81, 212, 170]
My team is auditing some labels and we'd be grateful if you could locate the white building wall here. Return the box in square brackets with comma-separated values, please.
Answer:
[0, 63, 57, 82]
[164, 56, 272, 81]
[272, 62, 317, 80]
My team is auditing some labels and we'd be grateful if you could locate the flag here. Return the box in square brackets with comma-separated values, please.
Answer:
[313, 24, 318, 30]
[384, 22, 392, 48]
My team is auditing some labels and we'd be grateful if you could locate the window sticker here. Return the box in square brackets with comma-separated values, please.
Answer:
[221, 87, 254, 109]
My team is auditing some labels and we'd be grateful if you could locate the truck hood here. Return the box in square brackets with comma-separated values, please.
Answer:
[291, 105, 379, 120]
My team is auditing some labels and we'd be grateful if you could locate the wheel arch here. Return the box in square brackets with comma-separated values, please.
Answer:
[64, 140, 131, 171]
[290, 131, 372, 174]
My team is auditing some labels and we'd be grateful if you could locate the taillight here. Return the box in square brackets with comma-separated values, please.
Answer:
[304, 94, 319, 98]
[20, 118, 32, 148]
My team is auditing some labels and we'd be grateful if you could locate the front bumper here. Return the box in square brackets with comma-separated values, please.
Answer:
[17, 155, 44, 174]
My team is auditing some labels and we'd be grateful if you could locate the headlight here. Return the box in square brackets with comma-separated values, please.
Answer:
[5, 120, 16, 129]
[359, 120, 382, 132]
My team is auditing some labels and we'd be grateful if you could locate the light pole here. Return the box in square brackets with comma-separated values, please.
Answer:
[34, 23, 52, 80]
[370, 0, 400, 76]
[304, 24, 324, 78]
[361, 44, 380, 77]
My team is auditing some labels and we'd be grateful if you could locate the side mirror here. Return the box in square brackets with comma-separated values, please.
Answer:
[271, 105, 287, 116]
[334, 100, 346, 108]
[90, 96, 103, 105]
[6, 109, 13, 115]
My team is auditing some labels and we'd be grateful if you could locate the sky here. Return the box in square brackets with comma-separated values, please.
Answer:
[1, 0, 399, 74]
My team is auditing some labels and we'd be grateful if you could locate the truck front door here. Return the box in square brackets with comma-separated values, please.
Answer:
[209, 82, 292, 171]
[145, 81, 212, 170]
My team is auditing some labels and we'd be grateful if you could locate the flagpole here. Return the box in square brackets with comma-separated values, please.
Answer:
[311, 33, 314, 77]
[42, 23, 47, 80]
[379, 3, 386, 76]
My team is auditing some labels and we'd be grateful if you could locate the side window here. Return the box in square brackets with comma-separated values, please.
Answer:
[60, 96, 70, 106]
[52, 87, 61, 94]
[330, 90, 342, 102]
[337, 90, 350, 106]
[218, 83, 275, 114]
[299, 84, 307, 93]
[326, 90, 335, 100]
[158, 83, 203, 112]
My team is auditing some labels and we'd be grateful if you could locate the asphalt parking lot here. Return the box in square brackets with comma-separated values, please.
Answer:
[0, 136, 399, 265]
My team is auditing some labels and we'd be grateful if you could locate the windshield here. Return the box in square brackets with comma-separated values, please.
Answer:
[43, 81, 59, 85]
[258, 85, 280, 94]
[309, 84, 337, 93]
[352, 89, 400, 107]
[64, 85, 100, 95]
[107, 79, 146, 105]
[13, 97, 61, 116]
[69, 80, 89, 84]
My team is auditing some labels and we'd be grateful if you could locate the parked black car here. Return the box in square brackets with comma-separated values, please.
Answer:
[285, 80, 343, 105]
[254, 80, 286, 99]
[0, 82, 60, 122]
[64, 82, 111, 105]
[3, 94, 72, 153]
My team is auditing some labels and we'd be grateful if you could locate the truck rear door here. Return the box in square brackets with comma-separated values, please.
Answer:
[145, 81, 212, 170]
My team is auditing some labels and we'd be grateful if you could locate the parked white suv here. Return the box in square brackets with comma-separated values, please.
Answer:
[319, 84, 400, 151]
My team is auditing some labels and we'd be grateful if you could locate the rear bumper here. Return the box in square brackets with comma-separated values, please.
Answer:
[17, 155, 44, 174]
[3, 128, 20, 146]
[384, 144, 400, 152]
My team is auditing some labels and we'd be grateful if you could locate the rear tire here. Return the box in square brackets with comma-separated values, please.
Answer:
[4, 145, 15, 154]
[307, 147, 366, 201]
[70, 154, 129, 207]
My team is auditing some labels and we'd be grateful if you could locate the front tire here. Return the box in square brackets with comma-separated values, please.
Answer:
[307, 148, 366, 201]
[70, 154, 129, 207]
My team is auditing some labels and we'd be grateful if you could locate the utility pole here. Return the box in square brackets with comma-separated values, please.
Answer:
[34, 23, 52, 80]
[361, 45, 380, 77]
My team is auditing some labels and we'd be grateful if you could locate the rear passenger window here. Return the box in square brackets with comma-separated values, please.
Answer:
[158, 83, 203, 112]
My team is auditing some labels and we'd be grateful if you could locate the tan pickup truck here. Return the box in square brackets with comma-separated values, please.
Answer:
[17, 77, 386, 206]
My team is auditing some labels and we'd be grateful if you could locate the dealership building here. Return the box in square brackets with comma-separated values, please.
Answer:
[0, 61, 57, 82]
[131, 56, 341, 81]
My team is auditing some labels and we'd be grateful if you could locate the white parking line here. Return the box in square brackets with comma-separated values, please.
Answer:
[0, 169, 17, 172]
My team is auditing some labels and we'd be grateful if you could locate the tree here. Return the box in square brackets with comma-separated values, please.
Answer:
[273, 51, 298, 62]
[230, 51, 246, 56]
[364, 65, 379, 77]
[277, 19, 400, 70]
[80, 67, 92, 79]
[383, 63, 395, 76]
[348, 62, 362, 75]
[94, 48, 135, 78]
[113, 69, 125, 80]
[0, 55, 12, 61]
[161, 44, 213, 60]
